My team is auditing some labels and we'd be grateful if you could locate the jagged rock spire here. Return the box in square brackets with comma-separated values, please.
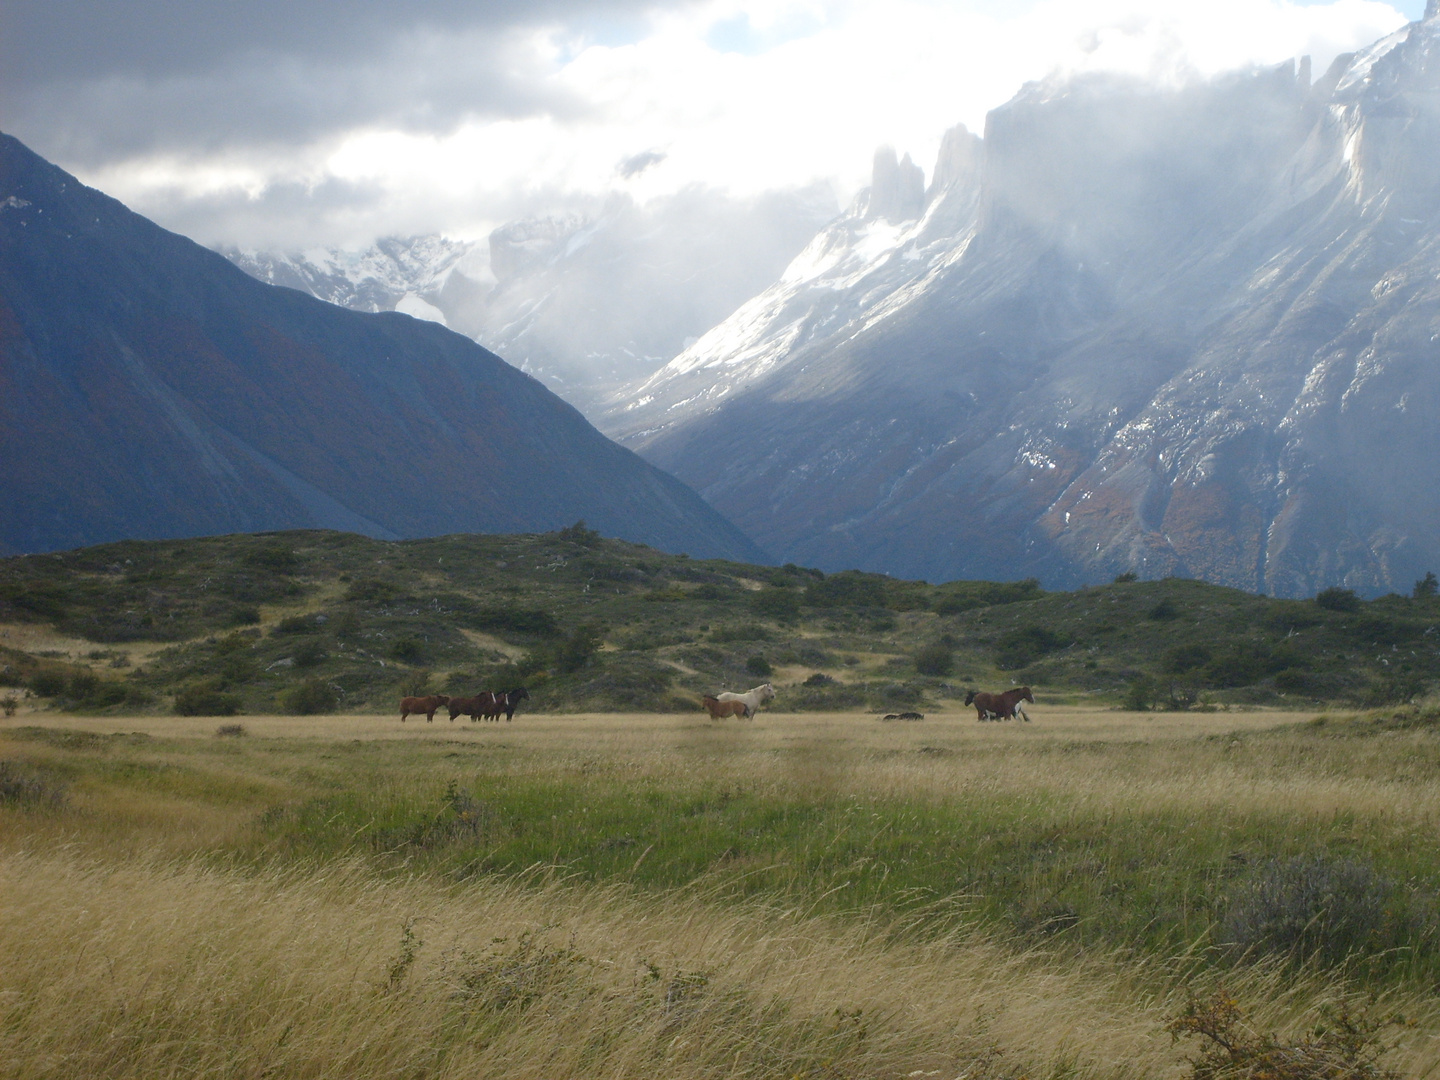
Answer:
[866, 146, 925, 223]
[1428, 0, 1439, 21]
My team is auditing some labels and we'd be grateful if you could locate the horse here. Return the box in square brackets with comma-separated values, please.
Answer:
[965, 687, 1034, 721]
[400, 694, 450, 723]
[448, 692, 497, 722]
[716, 683, 776, 719]
[702, 694, 748, 719]
[497, 687, 529, 721]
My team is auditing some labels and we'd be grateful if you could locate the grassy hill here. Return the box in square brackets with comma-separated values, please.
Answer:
[1, 526, 1437, 716]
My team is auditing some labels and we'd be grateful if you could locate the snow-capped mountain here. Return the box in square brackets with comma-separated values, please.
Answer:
[225, 188, 835, 416]
[606, 8, 1440, 597]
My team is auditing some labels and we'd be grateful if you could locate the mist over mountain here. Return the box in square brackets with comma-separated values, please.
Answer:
[606, 11, 1440, 598]
[0, 132, 763, 562]
[226, 187, 836, 416]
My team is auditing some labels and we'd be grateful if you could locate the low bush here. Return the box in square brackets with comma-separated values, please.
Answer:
[914, 643, 954, 677]
[174, 680, 242, 717]
[1317, 587, 1362, 613]
[0, 760, 68, 808]
[279, 679, 339, 715]
[745, 656, 772, 677]
[1220, 855, 1417, 967]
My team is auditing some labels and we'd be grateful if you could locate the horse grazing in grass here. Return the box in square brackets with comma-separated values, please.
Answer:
[497, 688, 529, 721]
[702, 694, 748, 720]
[400, 694, 450, 723]
[448, 692, 498, 722]
[965, 686, 1033, 722]
[717, 683, 776, 719]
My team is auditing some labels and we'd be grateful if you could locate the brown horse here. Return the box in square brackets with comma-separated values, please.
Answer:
[965, 686, 1034, 721]
[702, 694, 748, 719]
[448, 692, 498, 722]
[400, 694, 450, 723]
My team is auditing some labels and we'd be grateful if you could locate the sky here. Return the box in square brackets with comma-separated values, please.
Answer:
[0, 0, 1423, 251]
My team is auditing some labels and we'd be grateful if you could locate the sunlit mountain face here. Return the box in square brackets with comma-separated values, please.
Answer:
[605, 13, 1440, 597]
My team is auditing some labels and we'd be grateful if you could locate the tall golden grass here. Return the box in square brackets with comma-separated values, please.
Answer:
[6, 848, 1435, 1080]
[4, 708, 1440, 1078]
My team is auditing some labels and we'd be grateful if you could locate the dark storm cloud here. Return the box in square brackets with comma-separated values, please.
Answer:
[0, 0, 700, 164]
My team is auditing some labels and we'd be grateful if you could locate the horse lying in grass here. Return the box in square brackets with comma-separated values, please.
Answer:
[400, 694, 450, 723]
[716, 683, 776, 719]
[964, 686, 1034, 722]
[702, 695, 748, 720]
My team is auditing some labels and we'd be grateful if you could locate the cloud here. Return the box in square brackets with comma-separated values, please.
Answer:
[3, 0, 1415, 249]
[618, 149, 668, 177]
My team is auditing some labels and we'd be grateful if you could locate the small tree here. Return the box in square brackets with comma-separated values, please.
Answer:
[1316, 587, 1361, 612]
[1412, 571, 1438, 600]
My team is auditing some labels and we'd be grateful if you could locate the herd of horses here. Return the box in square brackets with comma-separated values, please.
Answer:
[399, 681, 1034, 724]
[399, 689, 529, 723]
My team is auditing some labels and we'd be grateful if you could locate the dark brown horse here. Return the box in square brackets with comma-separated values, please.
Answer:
[964, 686, 1034, 721]
[497, 688, 529, 721]
[400, 694, 450, 723]
[448, 692, 498, 722]
[702, 694, 748, 719]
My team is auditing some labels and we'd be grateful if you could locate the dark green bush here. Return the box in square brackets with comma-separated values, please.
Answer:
[388, 637, 425, 663]
[174, 680, 242, 716]
[1316, 587, 1362, 612]
[995, 626, 1069, 670]
[293, 640, 327, 668]
[752, 587, 801, 621]
[914, 643, 954, 677]
[275, 614, 320, 635]
[1113, 571, 1138, 583]
[279, 679, 338, 715]
[27, 670, 66, 698]
[1148, 598, 1179, 620]
[244, 545, 301, 574]
[1163, 643, 1212, 673]
[745, 656, 773, 677]
[1413, 571, 1438, 600]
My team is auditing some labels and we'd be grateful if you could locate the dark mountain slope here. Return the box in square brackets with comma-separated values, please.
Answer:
[0, 133, 763, 561]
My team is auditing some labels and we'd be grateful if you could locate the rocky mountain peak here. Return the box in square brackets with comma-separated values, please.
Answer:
[866, 146, 925, 223]
[928, 124, 983, 200]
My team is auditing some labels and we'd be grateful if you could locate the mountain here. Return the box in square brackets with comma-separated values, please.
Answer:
[225, 187, 837, 417]
[606, 12, 1440, 597]
[0, 132, 765, 562]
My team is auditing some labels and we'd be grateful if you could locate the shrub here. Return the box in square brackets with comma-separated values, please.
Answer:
[752, 587, 801, 621]
[1, 695, 17, 717]
[745, 656, 773, 677]
[1123, 674, 1157, 711]
[279, 679, 339, 715]
[27, 670, 66, 698]
[174, 680, 242, 716]
[995, 626, 1069, 670]
[1113, 571, 1138, 583]
[1148, 598, 1179, 620]
[388, 637, 425, 663]
[555, 520, 601, 547]
[227, 605, 261, 626]
[803, 672, 835, 686]
[244, 545, 301, 574]
[0, 760, 67, 808]
[1412, 571, 1437, 600]
[1166, 991, 1403, 1080]
[1316, 587, 1361, 612]
[294, 640, 327, 668]
[215, 723, 247, 737]
[914, 643, 954, 677]
[1274, 668, 1309, 693]
[1220, 855, 1404, 966]
[275, 614, 320, 635]
[1164, 643, 1212, 674]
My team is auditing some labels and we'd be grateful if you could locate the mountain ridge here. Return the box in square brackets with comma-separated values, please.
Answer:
[605, 14, 1440, 597]
[0, 131, 764, 562]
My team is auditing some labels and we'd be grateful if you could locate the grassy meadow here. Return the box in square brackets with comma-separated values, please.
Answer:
[5, 702, 1440, 1078]
[5, 529, 1440, 1076]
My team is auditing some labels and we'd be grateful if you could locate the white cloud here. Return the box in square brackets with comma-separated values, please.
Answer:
[75, 0, 1411, 248]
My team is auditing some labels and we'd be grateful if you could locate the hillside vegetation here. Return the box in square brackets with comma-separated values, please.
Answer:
[1, 527, 1438, 716]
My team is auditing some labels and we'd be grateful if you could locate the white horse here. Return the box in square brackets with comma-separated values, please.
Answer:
[717, 683, 775, 719]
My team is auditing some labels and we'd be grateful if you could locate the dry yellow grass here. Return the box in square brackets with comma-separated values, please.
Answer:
[5, 848, 1436, 1080]
[4, 707, 1440, 1078]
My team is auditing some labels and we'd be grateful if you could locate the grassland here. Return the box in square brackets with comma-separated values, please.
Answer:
[4, 704, 1440, 1078]
[2, 526, 1439, 719]
[4, 530, 1440, 1076]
